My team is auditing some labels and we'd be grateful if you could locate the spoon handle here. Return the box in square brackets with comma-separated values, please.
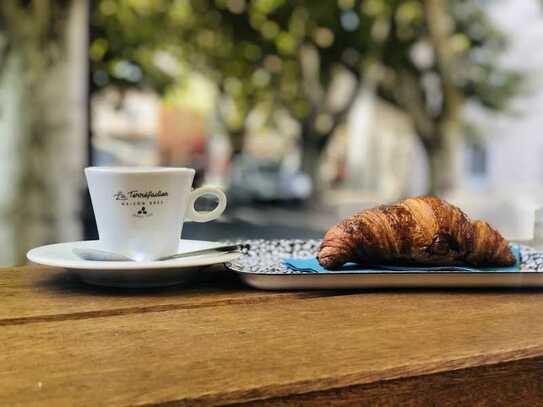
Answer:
[158, 244, 248, 261]
[73, 244, 248, 262]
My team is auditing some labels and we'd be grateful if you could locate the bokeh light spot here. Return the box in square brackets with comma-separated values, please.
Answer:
[227, 0, 246, 14]
[261, 21, 280, 39]
[313, 27, 334, 48]
[341, 11, 360, 32]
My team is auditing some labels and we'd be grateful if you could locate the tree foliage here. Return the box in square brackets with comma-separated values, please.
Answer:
[91, 0, 521, 190]
[1, 0, 72, 72]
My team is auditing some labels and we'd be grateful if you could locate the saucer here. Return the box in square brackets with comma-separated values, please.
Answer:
[27, 239, 242, 288]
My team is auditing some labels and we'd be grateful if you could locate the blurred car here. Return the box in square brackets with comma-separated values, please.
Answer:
[229, 154, 312, 204]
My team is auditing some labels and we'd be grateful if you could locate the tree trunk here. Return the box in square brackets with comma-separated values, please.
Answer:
[0, 50, 25, 265]
[0, 0, 88, 265]
[344, 86, 374, 190]
[300, 121, 324, 198]
[422, 122, 461, 195]
[425, 142, 444, 196]
[228, 128, 245, 158]
[421, 0, 463, 196]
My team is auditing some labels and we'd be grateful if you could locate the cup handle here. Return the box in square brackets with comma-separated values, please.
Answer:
[185, 186, 227, 223]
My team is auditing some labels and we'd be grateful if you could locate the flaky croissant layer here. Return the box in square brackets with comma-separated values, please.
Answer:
[318, 196, 515, 269]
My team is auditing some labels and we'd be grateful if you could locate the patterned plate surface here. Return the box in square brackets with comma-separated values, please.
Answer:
[226, 240, 543, 274]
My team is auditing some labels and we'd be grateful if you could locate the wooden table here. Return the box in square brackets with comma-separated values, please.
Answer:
[2, 265, 543, 406]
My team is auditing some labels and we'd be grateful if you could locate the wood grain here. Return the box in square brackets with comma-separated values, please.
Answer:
[232, 357, 543, 406]
[2, 276, 543, 405]
[0, 266, 326, 325]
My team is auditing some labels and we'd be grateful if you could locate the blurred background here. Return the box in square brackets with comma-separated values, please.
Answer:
[1, 0, 542, 265]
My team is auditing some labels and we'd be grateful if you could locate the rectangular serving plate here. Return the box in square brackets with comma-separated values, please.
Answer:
[234, 270, 543, 290]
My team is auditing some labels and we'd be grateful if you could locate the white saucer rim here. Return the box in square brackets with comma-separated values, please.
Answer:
[27, 239, 242, 271]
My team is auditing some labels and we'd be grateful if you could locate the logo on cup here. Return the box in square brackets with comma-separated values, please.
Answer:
[135, 206, 149, 218]
[113, 189, 169, 218]
[113, 191, 128, 201]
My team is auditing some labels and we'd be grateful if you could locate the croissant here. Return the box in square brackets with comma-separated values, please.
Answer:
[318, 196, 515, 268]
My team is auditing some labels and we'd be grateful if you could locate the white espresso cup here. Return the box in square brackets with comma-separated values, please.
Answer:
[85, 167, 227, 261]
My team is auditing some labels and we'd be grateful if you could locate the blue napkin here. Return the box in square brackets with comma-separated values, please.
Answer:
[283, 244, 521, 273]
